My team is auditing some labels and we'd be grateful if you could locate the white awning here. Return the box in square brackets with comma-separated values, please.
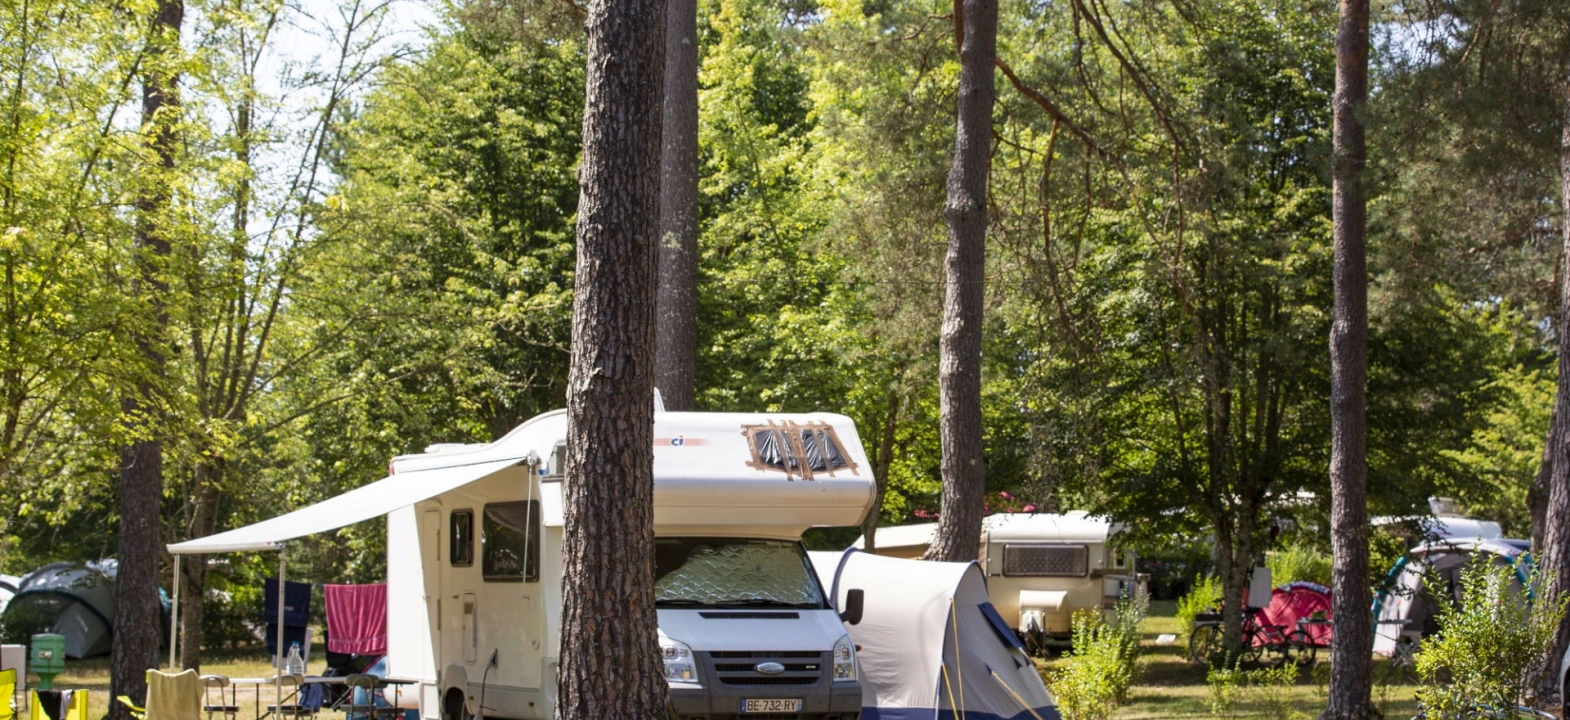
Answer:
[167, 456, 527, 554]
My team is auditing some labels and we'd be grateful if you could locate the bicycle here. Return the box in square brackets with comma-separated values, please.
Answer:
[1187, 606, 1314, 666]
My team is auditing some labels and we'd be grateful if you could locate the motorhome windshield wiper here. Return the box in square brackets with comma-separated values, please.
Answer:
[714, 598, 817, 608]
[656, 598, 711, 607]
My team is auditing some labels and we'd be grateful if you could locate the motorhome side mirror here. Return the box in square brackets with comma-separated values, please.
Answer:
[840, 588, 865, 626]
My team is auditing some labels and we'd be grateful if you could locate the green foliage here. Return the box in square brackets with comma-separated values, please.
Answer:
[1246, 663, 1301, 720]
[1265, 544, 1331, 587]
[1177, 576, 1223, 640]
[1044, 601, 1143, 720]
[1442, 364, 1555, 537]
[1205, 663, 1246, 720]
[1413, 561, 1567, 718]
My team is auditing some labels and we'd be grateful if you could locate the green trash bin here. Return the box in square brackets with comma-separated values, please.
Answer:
[30, 634, 64, 690]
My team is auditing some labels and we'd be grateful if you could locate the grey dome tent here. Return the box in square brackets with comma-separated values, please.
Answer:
[1372, 537, 1532, 658]
[3, 561, 118, 658]
[810, 549, 1060, 720]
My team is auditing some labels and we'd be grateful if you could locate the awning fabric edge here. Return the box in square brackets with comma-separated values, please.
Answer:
[167, 456, 526, 555]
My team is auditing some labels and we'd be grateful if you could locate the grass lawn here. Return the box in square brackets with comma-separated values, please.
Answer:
[16, 606, 1440, 720]
[21, 645, 329, 720]
[1040, 600, 1427, 719]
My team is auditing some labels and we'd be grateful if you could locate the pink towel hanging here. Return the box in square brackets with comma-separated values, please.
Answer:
[324, 583, 387, 655]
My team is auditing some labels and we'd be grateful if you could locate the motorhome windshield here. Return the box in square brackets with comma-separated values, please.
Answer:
[654, 538, 827, 609]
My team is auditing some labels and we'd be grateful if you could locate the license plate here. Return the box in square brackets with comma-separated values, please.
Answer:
[740, 698, 804, 713]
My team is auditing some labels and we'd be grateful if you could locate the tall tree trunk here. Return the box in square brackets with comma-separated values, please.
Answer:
[924, 0, 996, 563]
[654, 0, 699, 412]
[1531, 75, 1570, 706]
[555, 0, 668, 714]
[1322, 0, 1375, 716]
[1531, 412, 1553, 555]
[860, 390, 900, 554]
[112, 0, 183, 715]
[180, 461, 221, 669]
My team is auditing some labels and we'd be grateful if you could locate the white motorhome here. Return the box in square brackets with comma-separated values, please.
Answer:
[387, 409, 874, 720]
[856, 512, 1140, 640]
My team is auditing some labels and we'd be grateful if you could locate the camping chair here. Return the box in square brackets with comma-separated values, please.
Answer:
[0, 668, 14, 720]
[343, 675, 401, 720]
[265, 674, 317, 720]
[200, 675, 239, 720]
[38, 691, 88, 720]
[117, 669, 202, 720]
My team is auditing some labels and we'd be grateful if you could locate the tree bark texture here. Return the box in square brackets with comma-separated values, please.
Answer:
[1322, 0, 1376, 717]
[654, 0, 699, 412]
[555, 0, 669, 714]
[1531, 412, 1553, 556]
[1531, 75, 1570, 705]
[860, 390, 901, 554]
[112, 0, 183, 715]
[180, 461, 221, 669]
[924, 0, 995, 564]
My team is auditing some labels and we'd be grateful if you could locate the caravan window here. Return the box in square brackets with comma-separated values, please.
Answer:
[741, 421, 859, 481]
[450, 510, 474, 567]
[1002, 544, 1089, 577]
[482, 501, 540, 582]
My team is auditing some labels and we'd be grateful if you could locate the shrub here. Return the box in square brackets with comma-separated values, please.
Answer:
[1266, 543, 1331, 587]
[1413, 560, 1566, 719]
[1205, 662, 1245, 720]
[1176, 575, 1222, 640]
[1045, 599, 1144, 720]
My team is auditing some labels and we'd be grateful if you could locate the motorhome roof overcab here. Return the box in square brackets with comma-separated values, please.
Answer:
[387, 409, 875, 720]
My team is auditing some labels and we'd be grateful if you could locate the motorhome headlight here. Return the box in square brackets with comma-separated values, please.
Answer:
[832, 634, 857, 682]
[660, 636, 698, 684]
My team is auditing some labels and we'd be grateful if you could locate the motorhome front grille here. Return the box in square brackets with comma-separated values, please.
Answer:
[706, 651, 826, 687]
[1002, 543, 1089, 577]
[714, 663, 821, 673]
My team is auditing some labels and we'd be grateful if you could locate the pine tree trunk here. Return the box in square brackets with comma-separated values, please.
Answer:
[1321, 0, 1375, 715]
[654, 0, 700, 412]
[1531, 414, 1553, 555]
[860, 390, 900, 553]
[111, 1, 183, 716]
[924, 0, 996, 564]
[555, 0, 669, 714]
[1530, 75, 1570, 706]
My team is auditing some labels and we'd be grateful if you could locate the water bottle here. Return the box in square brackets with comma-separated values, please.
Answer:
[285, 641, 305, 676]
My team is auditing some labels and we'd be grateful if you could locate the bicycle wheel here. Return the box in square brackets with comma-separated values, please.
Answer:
[1188, 623, 1224, 665]
[1288, 629, 1316, 667]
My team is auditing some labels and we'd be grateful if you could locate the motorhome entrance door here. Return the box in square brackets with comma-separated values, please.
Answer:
[422, 508, 442, 645]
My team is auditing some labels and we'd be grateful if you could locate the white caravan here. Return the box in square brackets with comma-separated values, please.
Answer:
[856, 512, 1140, 640]
[386, 409, 873, 720]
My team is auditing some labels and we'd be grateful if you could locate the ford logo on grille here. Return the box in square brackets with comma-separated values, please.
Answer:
[754, 662, 785, 675]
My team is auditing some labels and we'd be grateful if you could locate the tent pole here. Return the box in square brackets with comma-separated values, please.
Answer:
[276, 544, 286, 711]
[169, 554, 180, 670]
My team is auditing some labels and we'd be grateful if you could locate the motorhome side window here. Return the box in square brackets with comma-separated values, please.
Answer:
[449, 510, 474, 567]
[482, 501, 540, 582]
[1001, 543, 1089, 577]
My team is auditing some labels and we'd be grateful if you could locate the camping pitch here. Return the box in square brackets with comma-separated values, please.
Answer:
[810, 550, 1059, 720]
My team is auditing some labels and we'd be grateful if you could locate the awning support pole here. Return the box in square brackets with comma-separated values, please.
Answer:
[276, 544, 286, 709]
[169, 555, 181, 670]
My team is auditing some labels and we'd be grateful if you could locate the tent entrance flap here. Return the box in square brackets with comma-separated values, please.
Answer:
[166, 457, 526, 555]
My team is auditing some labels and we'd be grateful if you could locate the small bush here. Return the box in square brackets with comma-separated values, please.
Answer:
[1045, 599, 1144, 720]
[1413, 560, 1566, 719]
[1266, 543, 1331, 587]
[1205, 662, 1245, 720]
[1177, 575, 1222, 640]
